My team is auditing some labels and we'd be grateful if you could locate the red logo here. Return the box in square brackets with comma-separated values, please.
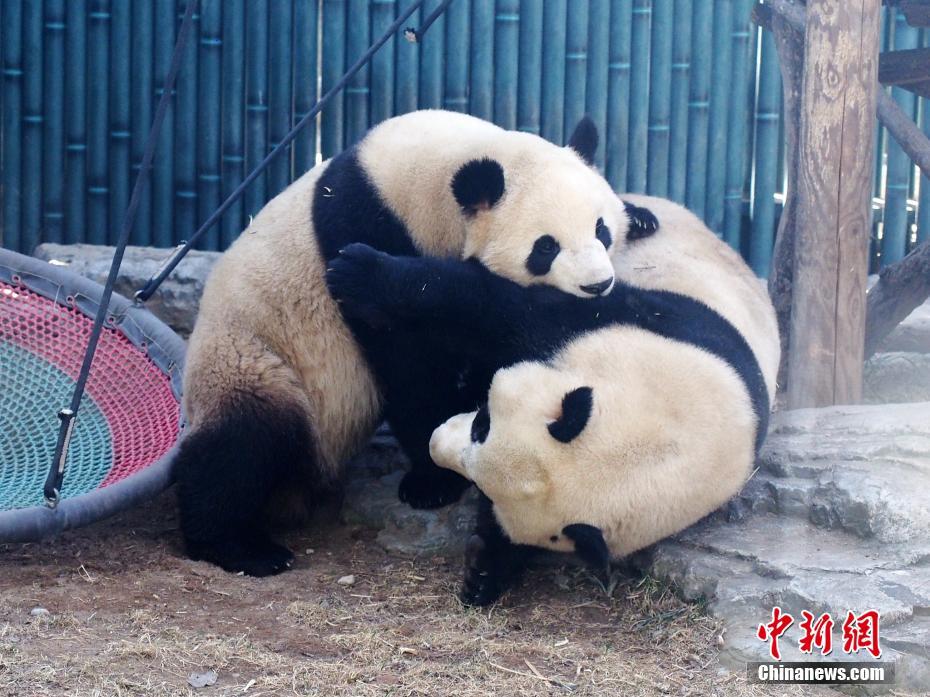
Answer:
[842, 610, 881, 659]
[756, 608, 881, 660]
[757, 606, 794, 660]
[798, 611, 834, 656]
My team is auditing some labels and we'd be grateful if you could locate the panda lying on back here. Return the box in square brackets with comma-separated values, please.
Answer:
[327, 197, 779, 605]
[176, 109, 658, 576]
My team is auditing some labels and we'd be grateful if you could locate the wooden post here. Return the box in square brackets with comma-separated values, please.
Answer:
[786, 0, 880, 409]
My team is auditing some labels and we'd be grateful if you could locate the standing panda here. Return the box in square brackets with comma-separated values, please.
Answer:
[176, 109, 654, 576]
[325, 201, 779, 605]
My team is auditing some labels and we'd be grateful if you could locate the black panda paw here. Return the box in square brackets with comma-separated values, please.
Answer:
[326, 243, 392, 328]
[622, 200, 660, 241]
[398, 468, 471, 509]
[188, 535, 295, 577]
[459, 534, 510, 607]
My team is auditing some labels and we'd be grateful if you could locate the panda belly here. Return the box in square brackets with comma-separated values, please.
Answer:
[185, 160, 382, 475]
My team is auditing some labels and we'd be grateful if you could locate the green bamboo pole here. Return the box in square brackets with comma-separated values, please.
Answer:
[221, 0, 246, 246]
[293, 0, 318, 175]
[585, 0, 609, 166]
[605, 0, 632, 189]
[152, 0, 176, 247]
[22, 0, 44, 251]
[245, 0, 268, 215]
[198, 0, 222, 249]
[667, 0, 691, 203]
[493, 0, 519, 128]
[321, 0, 346, 157]
[647, 0, 672, 196]
[627, 0, 650, 193]
[722, 0, 752, 250]
[704, 0, 732, 234]
[268, 0, 294, 195]
[516, 0, 541, 132]
[396, 0, 421, 115]
[174, 0, 200, 245]
[563, 0, 588, 142]
[469, 0, 493, 120]
[881, 10, 920, 266]
[131, 0, 154, 245]
[371, 0, 396, 121]
[43, 0, 66, 244]
[919, 92, 929, 244]
[87, 0, 110, 245]
[685, 0, 711, 216]
[749, 29, 780, 276]
[345, 0, 371, 144]
[63, 0, 86, 244]
[419, 0, 445, 109]
[2, 0, 23, 251]
[109, 0, 131, 245]
[540, 0, 566, 143]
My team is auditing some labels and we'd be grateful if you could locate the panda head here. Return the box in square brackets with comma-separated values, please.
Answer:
[449, 118, 650, 298]
[429, 362, 608, 566]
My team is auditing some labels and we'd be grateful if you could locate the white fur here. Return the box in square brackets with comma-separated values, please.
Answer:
[430, 195, 781, 559]
[614, 194, 780, 402]
[430, 326, 757, 558]
[184, 110, 632, 480]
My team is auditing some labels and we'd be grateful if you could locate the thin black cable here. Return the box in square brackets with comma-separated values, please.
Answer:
[404, 0, 454, 42]
[44, 0, 200, 507]
[134, 0, 434, 303]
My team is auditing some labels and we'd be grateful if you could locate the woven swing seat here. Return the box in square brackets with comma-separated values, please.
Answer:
[0, 248, 185, 542]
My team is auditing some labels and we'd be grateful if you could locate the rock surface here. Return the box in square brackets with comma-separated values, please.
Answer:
[642, 402, 930, 694]
[34, 243, 221, 337]
[864, 352, 930, 404]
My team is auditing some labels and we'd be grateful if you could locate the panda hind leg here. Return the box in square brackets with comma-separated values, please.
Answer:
[174, 392, 316, 577]
[460, 493, 536, 606]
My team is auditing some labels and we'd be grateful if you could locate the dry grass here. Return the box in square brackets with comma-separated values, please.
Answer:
[0, 492, 901, 696]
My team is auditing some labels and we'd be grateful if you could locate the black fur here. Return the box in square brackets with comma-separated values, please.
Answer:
[326, 245, 772, 600]
[548, 386, 594, 443]
[562, 523, 610, 573]
[567, 116, 599, 165]
[451, 158, 506, 215]
[471, 403, 491, 443]
[314, 147, 473, 509]
[460, 493, 536, 606]
[595, 217, 612, 249]
[525, 234, 560, 276]
[174, 393, 317, 577]
[325, 244, 770, 454]
[623, 200, 660, 241]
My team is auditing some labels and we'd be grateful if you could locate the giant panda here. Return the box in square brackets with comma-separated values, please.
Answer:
[176, 109, 656, 576]
[325, 199, 779, 605]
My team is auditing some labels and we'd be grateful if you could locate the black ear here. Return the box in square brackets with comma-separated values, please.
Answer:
[623, 200, 660, 241]
[451, 158, 506, 215]
[567, 116, 599, 166]
[562, 523, 609, 571]
[547, 386, 593, 443]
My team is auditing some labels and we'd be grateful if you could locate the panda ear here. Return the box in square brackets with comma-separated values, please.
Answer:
[562, 523, 610, 572]
[567, 116, 599, 166]
[547, 387, 593, 443]
[622, 200, 660, 241]
[451, 158, 506, 215]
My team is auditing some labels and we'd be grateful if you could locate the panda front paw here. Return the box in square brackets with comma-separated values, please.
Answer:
[398, 468, 471, 509]
[326, 243, 392, 328]
[459, 534, 510, 607]
[622, 200, 660, 241]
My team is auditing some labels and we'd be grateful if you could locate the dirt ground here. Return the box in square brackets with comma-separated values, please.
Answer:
[0, 492, 902, 697]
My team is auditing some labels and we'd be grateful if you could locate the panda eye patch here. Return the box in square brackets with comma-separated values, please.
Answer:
[526, 235, 561, 276]
[595, 217, 612, 249]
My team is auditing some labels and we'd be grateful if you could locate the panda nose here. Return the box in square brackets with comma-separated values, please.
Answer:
[580, 278, 613, 296]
